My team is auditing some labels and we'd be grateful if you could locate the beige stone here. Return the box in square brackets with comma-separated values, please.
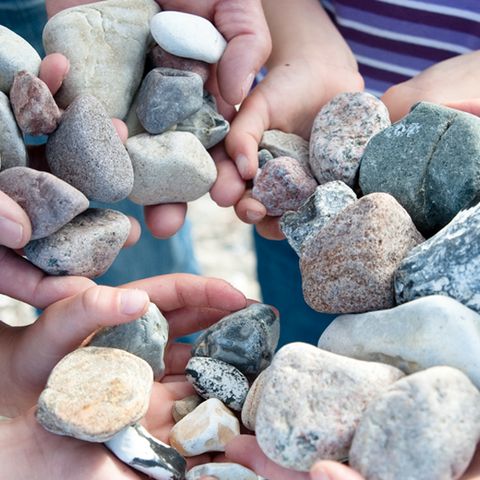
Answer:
[241, 368, 269, 431]
[172, 394, 204, 423]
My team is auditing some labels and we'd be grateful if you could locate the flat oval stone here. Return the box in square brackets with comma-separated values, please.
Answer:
[89, 302, 169, 380]
[172, 395, 204, 424]
[186, 463, 258, 480]
[300, 193, 424, 313]
[241, 368, 269, 431]
[127, 131, 217, 205]
[0, 26, 41, 93]
[260, 130, 310, 172]
[169, 398, 240, 456]
[350, 367, 480, 480]
[0, 91, 27, 170]
[319, 295, 480, 388]
[136, 68, 204, 135]
[43, 0, 160, 118]
[192, 303, 280, 376]
[255, 343, 404, 471]
[0, 167, 89, 240]
[46, 95, 134, 202]
[309, 92, 390, 187]
[185, 357, 249, 411]
[151, 11, 227, 64]
[24, 208, 130, 278]
[36, 347, 153, 442]
[252, 157, 318, 216]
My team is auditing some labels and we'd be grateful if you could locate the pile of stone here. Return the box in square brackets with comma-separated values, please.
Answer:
[0, 0, 229, 278]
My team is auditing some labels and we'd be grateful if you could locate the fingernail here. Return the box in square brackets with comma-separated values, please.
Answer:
[311, 467, 330, 480]
[246, 209, 264, 223]
[64, 59, 71, 78]
[0, 216, 24, 248]
[120, 289, 149, 315]
[236, 154, 252, 179]
[241, 71, 255, 100]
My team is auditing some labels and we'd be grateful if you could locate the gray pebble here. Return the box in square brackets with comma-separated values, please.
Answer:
[186, 463, 259, 480]
[258, 149, 274, 169]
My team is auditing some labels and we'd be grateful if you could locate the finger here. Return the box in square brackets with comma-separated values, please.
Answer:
[144, 203, 188, 239]
[255, 217, 285, 241]
[234, 190, 267, 224]
[112, 118, 129, 144]
[164, 342, 191, 375]
[205, 65, 237, 121]
[39, 53, 70, 95]
[444, 99, 480, 117]
[125, 216, 141, 248]
[155, 1, 215, 18]
[0, 191, 32, 248]
[311, 461, 365, 480]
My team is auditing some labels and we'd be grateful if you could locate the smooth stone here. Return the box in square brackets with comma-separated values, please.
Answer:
[169, 398, 240, 456]
[10, 71, 61, 136]
[0, 26, 41, 93]
[0, 91, 27, 170]
[24, 208, 130, 278]
[172, 395, 204, 424]
[259, 130, 310, 171]
[310, 92, 390, 187]
[192, 303, 280, 376]
[89, 302, 169, 380]
[136, 68, 204, 134]
[186, 463, 258, 480]
[149, 45, 210, 83]
[176, 92, 229, 149]
[395, 202, 480, 312]
[125, 89, 146, 138]
[185, 357, 249, 411]
[0, 167, 89, 240]
[350, 367, 480, 480]
[256, 343, 404, 471]
[46, 95, 134, 202]
[258, 149, 274, 169]
[106, 424, 186, 480]
[252, 157, 318, 216]
[43, 0, 160, 118]
[37, 347, 153, 442]
[360, 102, 480, 236]
[301, 193, 424, 313]
[127, 131, 217, 205]
[319, 295, 480, 388]
[241, 368, 269, 431]
[280, 181, 357, 256]
[151, 11, 227, 64]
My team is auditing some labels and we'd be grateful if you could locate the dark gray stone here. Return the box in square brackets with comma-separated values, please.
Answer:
[24, 208, 130, 278]
[360, 102, 480, 236]
[191, 303, 280, 376]
[136, 68, 203, 135]
[0, 167, 89, 240]
[185, 357, 249, 411]
[46, 95, 134, 202]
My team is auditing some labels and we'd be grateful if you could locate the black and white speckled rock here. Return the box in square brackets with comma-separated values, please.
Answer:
[280, 181, 357, 256]
[106, 424, 186, 480]
[309, 92, 390, 187]
[241, 368, 269, 431]
[260, 130, 310, 172]
[185, 357, 249, 411]
[172, 395, 204, 423]
[395, 202, 480, 312]
[89, 302, 169, 380]
[136, 68, 204, 134]
[350, 367, 480, 480]
[192, 303, 279, 376]
[46, 95, 134, 202]
[24, 209, 130, 278]
[0, 167, 89, 240]
[186, 463, 259, 480]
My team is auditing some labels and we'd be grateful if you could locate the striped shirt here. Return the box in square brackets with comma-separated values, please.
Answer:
[321, 0, 480, 96]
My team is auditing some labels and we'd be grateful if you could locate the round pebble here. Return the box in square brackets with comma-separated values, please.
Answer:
[186, 463, 259, 480]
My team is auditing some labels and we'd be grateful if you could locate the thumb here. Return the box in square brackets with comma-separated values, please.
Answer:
[0, 191, 32, 248]
[310, 461, 365, 480]
[444, 98, 480, 117]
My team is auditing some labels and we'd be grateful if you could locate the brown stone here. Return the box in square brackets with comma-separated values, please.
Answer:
[172, 394, 204, 423]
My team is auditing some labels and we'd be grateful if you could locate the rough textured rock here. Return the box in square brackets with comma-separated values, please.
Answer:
[256, 343, 404, 471]
[151, 11, 227, 64]
[319, 295, 480, 388]
[395, 202, 480, 312]
[169, 398, 240, 456]
[46, 95, 134, 202]
[309, 92, 390, 187]
[241, 368, 269, 431]
[0, 167, 89, 240]
[127, 131, 217, 205]
[192, 303, 279, 376]
[24, 208, 130, 278]
[252, 157, 318, 216]
[10, 71, 61, 136]
[136, 68, 204, 134]
[360, 102, 480, 236]
[43, 0, 160, 118]
[259, 130, 310, 171]
[185, 357, 249, 411]
[36, 347, 153, 442]
[301, 193, 424, 313]
[89, 302, 169, 380]
[350, 367, 480, 480]
[258, 149, 274, 168]
[0, 26, 41, 93]
[280, 181, 357, 256]
[0, 91, 27, 170]
[186, 463, 259, 480]
[106, 424, 186, 480]
[172, 395, 204, 424]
